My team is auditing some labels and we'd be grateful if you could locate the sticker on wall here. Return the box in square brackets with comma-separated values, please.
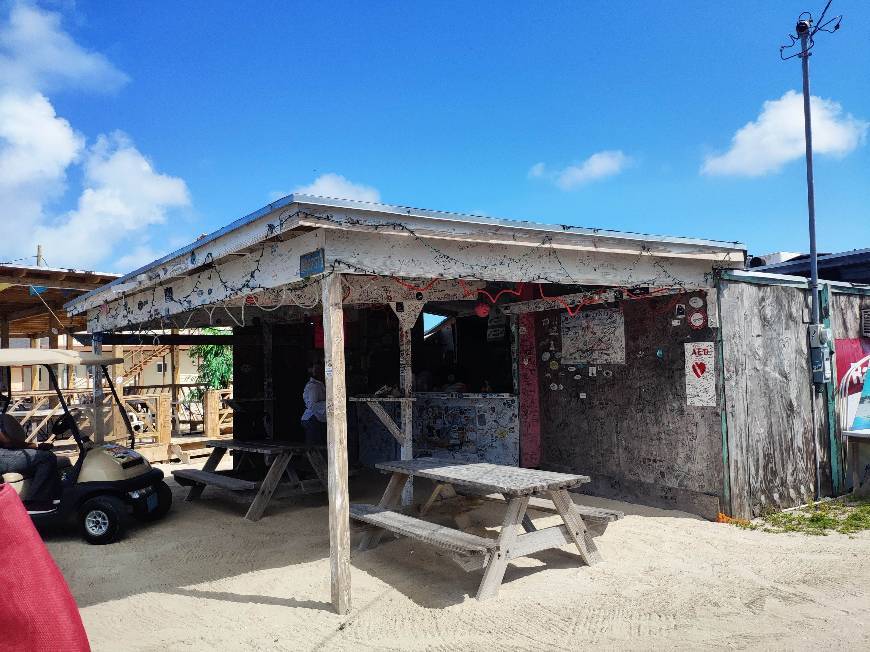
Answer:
[685, 342, 715, 407]
[561, 308, 626, 365]
[549, 359, 559, 370]
[688, 310, 707, 330]
[689, 296, 704, 309]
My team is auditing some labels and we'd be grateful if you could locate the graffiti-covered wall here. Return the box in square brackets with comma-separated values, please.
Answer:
[357, 393, 520, 467]
[533, 291, 725, 518]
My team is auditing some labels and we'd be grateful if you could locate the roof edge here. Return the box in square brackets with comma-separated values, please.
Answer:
[67, 194, 747, 313]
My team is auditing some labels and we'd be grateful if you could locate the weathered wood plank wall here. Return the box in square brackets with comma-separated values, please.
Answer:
[535, 291, 724, 518]
[830, 291, 870, 339]
[719, 281, 816, 518]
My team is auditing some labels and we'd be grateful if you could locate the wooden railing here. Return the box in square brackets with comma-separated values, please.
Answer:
[8, 389, 95, 444]
[124, 383, 207, 434]
[118, 394, 171, 446]
[203, 388, 233, 439]
[7, 388, 172, 446]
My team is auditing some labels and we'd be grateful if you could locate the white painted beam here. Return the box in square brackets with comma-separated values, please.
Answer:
[324, 230, 725, 288]
[82, 230, 324, 332]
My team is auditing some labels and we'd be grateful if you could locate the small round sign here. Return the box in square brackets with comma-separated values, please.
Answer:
[688, 310, 707, 330]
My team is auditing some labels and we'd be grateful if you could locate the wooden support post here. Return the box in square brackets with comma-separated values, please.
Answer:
[30, 337, 40, 391]
[92, 336, 105, 444]
[322, 272, 351, 615]
[398, 328, 413, 506]
[203, 389, 219, 439]
[109, 344, 124, 438]
[0, 319, 8, 394]
[390, 301, 423, 507]
[65, 331, 76, 389]
[170, 330, 180, 436]
[47, 331, 59, 407]
[157, 393, 172, 448]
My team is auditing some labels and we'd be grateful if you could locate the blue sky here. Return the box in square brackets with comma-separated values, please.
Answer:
[1, 1, 868, 272]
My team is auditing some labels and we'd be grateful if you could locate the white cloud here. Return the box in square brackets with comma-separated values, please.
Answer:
[529, 150, 632, 190]
[0, 92, 83, 232]
[0, 3, 128, 94]
[30, 132, 190, 269]
[528, 162, 546, 178]
[702, 90, 868, 177]
[293, 173, 381, 203]
[0, 4, 189, 273]
[114, 245, 163, 272]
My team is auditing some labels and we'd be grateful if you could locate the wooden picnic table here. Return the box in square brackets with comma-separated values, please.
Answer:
[172, 439, 328, 521]
[350, 457, 623, 600]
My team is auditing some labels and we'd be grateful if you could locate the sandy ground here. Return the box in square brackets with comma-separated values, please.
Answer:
[43, 459, 870, 651]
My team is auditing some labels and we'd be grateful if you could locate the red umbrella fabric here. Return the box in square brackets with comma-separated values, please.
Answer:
[0, 483, 90, 652]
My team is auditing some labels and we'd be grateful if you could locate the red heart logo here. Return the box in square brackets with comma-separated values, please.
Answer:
[692, 361, 706, 378]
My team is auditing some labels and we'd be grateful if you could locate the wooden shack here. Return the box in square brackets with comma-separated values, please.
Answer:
[65, 195, 869, 613]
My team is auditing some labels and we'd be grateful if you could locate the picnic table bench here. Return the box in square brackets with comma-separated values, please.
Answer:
[350, 457, 623, 599]
[172, 439, 328, 521]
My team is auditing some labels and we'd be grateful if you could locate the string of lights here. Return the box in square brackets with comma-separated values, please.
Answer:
[86, 207, 733, 339]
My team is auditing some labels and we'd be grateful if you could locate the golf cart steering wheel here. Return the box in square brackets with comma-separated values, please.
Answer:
[50, 413, 76, 437]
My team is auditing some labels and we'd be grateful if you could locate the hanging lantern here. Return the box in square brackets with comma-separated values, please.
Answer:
[474, 302, 490, 318]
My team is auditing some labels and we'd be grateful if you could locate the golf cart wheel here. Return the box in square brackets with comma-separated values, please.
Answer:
[79, 496, 126, 545]
[135, 481, 173, 522]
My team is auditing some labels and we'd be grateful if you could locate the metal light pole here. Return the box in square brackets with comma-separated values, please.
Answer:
[781, 2, 842, 386]
[797, 20, 820, 327]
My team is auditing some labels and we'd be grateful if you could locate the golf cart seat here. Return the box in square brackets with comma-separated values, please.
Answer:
[1, 457, 72, 498]
[1, 414, 71, 498]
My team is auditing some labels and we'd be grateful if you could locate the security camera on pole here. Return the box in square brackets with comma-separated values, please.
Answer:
[780, 1, 842, 386]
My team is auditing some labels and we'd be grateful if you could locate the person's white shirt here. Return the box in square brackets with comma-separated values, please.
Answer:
[302, 377, 327, 423]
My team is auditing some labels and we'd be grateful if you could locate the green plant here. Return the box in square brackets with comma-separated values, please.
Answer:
[731, 497, 870, 536]
[189, 327, 232, 393]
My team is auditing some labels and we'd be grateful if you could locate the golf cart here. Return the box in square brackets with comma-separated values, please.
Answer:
[0, 349, 172, 544]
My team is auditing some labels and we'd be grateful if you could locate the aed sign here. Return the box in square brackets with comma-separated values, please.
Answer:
[685, 342, 715, 407]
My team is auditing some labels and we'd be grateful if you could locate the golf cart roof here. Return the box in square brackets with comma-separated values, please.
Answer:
[0, 349, 123, 367]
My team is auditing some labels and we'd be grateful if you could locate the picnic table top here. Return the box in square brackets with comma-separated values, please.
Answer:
[205, 439, 326, 454]
[375, 457, 590, 496]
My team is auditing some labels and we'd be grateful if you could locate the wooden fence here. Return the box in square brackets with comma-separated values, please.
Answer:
[203, 388, 233, 439]
[8, 384, 232, 461]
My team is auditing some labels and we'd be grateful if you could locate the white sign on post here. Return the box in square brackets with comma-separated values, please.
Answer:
[684, 342, 716, 407]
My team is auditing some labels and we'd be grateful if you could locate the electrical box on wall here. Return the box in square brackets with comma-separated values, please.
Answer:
[808, 324, 833, 384]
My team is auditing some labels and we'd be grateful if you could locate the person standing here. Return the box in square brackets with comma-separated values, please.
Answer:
[301, 360, 326, 445]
